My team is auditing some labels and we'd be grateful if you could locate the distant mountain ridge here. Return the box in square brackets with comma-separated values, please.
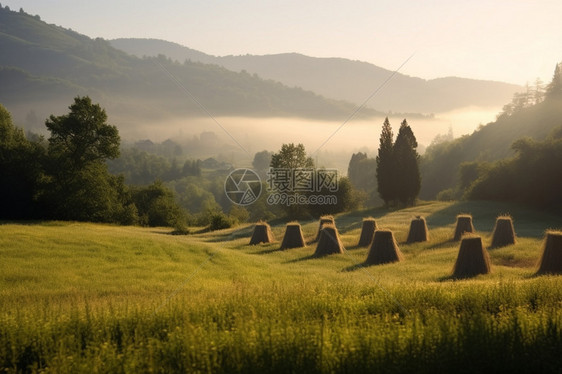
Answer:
[110, 38, 522, 113]
[0, 7, 376, 128]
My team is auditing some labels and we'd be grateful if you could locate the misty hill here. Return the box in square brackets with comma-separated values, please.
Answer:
[110, 38, 522, 113]
[0, 7, 376, 129]
[420, 87, 562, 199]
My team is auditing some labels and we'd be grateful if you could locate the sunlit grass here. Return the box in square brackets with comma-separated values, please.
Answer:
[2, 200, 562, 372]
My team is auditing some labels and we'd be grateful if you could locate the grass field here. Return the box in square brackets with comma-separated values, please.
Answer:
[2, 200, 562, 373]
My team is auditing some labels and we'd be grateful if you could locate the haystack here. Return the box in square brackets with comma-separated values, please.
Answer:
[249, 221, 275, 245]
[314, 215, 336, 241]
[490, 216, 516, 248]
[365, 229, 404, 265]
[406, 216, 429, 243]
[314, 224, 344, 256]
[357, 217, 377, 247]
[280, 222, 306, 250]
[453, 214, 475, 241]
[536, 231, 562, 275]
[452, 235, 491, 278]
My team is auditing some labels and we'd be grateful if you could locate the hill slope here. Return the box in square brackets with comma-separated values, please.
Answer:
[2, 201, 562, 372]
[0, 7, 376, 128]
[420, 94, 562, 199]
[111, 38, 522, 113]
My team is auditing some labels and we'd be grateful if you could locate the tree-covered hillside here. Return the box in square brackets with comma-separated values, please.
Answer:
[0, 6, 377, 126]
[111, 38, 521, 114]
[421, 64, 562, 200]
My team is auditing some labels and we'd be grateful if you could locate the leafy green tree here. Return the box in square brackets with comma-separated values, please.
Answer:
[39, 97, 133, 223]
[270, 143, 314, 219]
[376, 117, 395, 206]
[252, 150, 273, 178]
[347, 152, 379, 207]
[45, 96, 120, 170]
[467, 133, 562, 208]
[131, 181, 185, 227]
[270, 143, 314, 169]
[0, 104, 44, 219]
[348, 152, 375, 191]
[393, 119, 421, 206]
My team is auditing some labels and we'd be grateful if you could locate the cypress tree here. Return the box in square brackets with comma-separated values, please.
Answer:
[393, 119, 420, 206]
[546, 63, 562, 99]
[376, 117, 395, 206]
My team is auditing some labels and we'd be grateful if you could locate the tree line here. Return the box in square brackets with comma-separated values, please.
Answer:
[0, 97, 186, 230]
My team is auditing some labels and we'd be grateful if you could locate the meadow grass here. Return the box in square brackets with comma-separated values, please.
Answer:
[2, 201, 562, 373]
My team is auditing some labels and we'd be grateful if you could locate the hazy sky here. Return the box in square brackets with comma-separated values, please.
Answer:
[4, 0, 562, 85]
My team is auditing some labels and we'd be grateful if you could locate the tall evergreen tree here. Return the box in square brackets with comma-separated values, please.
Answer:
[393, 119, 420, 206]
[376, 117, 395, 206]
[546, 63, 562, 99]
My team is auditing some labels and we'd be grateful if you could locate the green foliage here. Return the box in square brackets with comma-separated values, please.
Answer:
[347, 152, 381, 208]
[376, 118, 421, 206]
[229, 205, 250, 223]
[252, 149, 273, 179]
[0, 6, 374, 121]
[421, 67, 562, 200]
[393, 119, 421, 206]
[131, 181, 185, 227]
[45, 96, 120, 169]
[0, 103, 45, 219]
[269, 143, 314, 219]
[348, 152, 375, 191]
[270, 143, 314, 170]
[208, 211, 237, 231]
[546, 63, 562, 99]
[38, 162, 136, 223]
[467, 133, 562, 208]
[35, 97, 136, 224]
[376, 117, 394, 205]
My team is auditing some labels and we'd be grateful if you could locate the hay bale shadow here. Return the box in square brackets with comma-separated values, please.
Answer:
[342, 262, 368, 272]
[283, 254, 317, 264]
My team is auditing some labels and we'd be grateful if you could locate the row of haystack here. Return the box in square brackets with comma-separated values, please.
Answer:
[248, 215, 562, 277]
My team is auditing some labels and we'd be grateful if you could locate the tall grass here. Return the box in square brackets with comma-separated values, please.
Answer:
[2, 201, 562, 373]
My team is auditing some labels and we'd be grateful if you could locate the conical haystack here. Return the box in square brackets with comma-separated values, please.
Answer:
[490, 216, 516, 248]
[406, 216, 429, 243]
[452, 235, 491, 278]
[365, 229, 404, 265]
[314, 224, 344, 256]
[249, 221, 275, 245]
[357, 218, 377, 247]
[536, 231, 562, 275]
[280, 222, 306, 250]
[315, 215, 335, 241]
[453, 214, 475, 241]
